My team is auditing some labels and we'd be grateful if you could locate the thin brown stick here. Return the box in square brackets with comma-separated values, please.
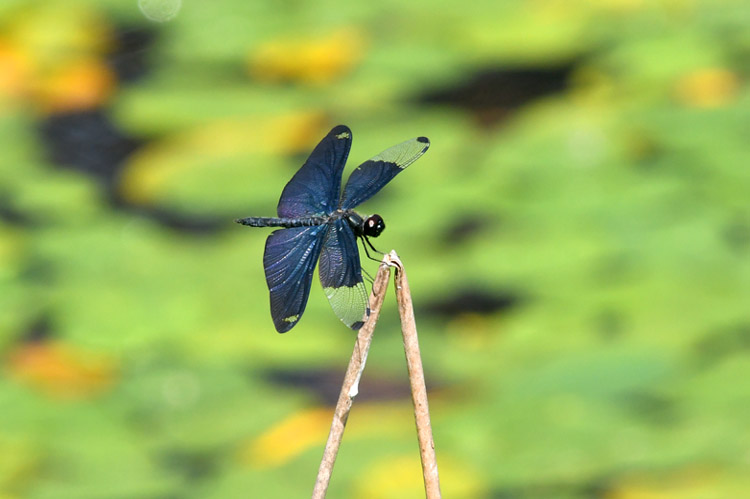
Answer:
[391, 251, 442, 498]
[312, 254, 394, 499]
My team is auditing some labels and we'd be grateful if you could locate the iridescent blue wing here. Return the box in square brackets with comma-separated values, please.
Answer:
[277, 125, 352, 218]
[340, 136, 429, 209]
[318, 218, 370, 330]
[263, 225, 328, 333]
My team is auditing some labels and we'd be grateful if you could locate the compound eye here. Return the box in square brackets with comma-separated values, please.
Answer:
[364, 214, 385, 237]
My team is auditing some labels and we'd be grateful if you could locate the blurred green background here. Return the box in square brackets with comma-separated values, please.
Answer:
[1, 0, 749, 497]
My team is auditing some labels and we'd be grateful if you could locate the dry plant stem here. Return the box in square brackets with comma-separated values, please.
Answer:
[312, 255, 394, 499]
[391, 251, 442, 498]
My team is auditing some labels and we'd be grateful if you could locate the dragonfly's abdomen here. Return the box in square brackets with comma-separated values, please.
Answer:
[235, 216, 328, 228]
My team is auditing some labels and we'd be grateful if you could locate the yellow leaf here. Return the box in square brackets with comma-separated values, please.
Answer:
[674, 68, 739, 109]
[608, 467, 750, 499]
[249, 28, 366, 85]
[118, 111, 328, 205]
[355, 455, 487, 499]
[239, 401, 411, 469]
[0, 39, 33, 100]
[240, 407, 332, 469]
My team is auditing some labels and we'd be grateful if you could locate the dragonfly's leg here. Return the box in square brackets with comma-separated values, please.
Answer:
[360, 236, 382, 263]
[364, 236, 383, 256]
[361, 264, 375, 284]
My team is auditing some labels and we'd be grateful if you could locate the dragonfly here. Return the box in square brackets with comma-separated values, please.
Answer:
[236, 125, 430, 333]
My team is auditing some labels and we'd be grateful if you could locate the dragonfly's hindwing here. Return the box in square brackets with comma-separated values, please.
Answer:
[263, 225, 328, 332]
[318, 218, 369, 329]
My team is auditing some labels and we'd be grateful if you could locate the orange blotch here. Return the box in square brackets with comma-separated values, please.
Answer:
[33, 57, 116, 113]
[8, 341, 116, 398]
[0, 4, 115, 112]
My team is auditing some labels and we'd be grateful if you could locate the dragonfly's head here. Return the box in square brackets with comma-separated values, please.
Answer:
[363, 214, 385, 237]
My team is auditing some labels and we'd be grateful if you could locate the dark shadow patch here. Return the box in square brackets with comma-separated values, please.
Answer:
[17, 256, 56, 284]
[594, 309, 627, 341]
[0, 192, 33, 227]
[619, 391, 679, 426]
[722, 213, 750, 254]
[159, 448, 221, 484]
[440, 216, 496, 248]
[489, 474, 611, 498]
[19, 315, 56, 344]
[414, 60, 578, 127]
[691, 322, 750, 369]
[106, 25, 159, 84]
[134, 207, 227, 234]
[113, 200, 228, 235]
[38, 110, 227, 234]
[38, 109, 142, 191]
[420, 288, 523, 320]
[261, 367, 440, 406]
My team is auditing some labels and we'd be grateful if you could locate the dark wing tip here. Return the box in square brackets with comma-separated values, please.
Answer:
[274, 313, 302, 333]
[274, 321, 296, 333]
[417, 136, 430, 153]
[350, 307, 370, 330]
[330, 125, 352, 137]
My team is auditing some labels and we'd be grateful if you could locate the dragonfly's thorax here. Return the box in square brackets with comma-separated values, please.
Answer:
[336, 209, 385, 238]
